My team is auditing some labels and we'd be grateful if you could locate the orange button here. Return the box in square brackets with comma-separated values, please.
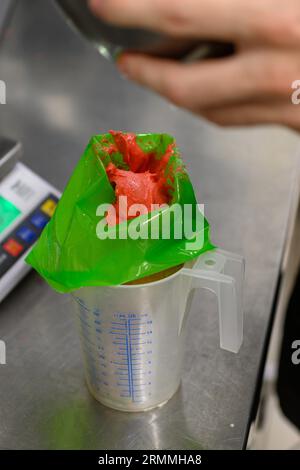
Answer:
[3, 238, 24, 257]
[41, 199, 57, 217]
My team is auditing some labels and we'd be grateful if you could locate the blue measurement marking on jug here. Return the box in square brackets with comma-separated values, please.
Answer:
[76, 301, 106, 390]
[75, 295, 154, 404]
[110, 313, 153, 403]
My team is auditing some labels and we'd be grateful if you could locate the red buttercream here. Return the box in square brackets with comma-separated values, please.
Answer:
[106, 131, 173, 225]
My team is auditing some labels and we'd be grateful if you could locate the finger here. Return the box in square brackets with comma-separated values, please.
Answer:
[118, 53, 265, 109]
[118, 49, 300, 109]
[200, 101, 300, 129]
[88, 0, 260, 42]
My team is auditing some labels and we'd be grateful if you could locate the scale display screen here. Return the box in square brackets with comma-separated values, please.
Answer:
[0, 195, 21, 234]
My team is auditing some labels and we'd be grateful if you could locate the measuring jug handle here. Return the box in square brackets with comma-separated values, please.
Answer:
[181, 249, 245, 353]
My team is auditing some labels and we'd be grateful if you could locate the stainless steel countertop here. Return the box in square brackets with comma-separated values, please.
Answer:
[0, 0, 300, 450]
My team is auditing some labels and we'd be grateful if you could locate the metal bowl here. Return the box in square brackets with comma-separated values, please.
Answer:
[54, 0, 234, 61]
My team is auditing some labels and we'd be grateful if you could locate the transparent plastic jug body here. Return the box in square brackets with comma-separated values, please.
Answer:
[72, 249, 244, 412]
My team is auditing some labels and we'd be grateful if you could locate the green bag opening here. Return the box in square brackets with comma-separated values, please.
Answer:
[26, 131, 215, 292]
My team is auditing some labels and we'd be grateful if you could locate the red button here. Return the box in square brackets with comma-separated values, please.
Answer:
[3, 238, 24, 257]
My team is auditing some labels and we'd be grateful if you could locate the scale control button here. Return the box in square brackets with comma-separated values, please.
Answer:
[16, 226, 38, 244]
[30, 212, 49, 230]
[3, 238, 24, 257]
[41, 198, 57, 217]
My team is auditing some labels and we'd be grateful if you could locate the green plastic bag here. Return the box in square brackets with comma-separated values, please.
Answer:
[26, 132, 214, 292]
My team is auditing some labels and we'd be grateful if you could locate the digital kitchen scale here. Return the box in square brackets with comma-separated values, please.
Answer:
[0, 137, 60, 302]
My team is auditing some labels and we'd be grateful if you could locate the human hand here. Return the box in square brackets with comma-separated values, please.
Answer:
[89, 0, 300, 130]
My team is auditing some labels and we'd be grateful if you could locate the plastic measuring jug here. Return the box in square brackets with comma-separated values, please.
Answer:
[72, 249, 244, 412]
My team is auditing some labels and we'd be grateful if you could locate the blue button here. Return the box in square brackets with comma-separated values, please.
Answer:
[30, 212, 49, 230]
[16, 226, 38, 244]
